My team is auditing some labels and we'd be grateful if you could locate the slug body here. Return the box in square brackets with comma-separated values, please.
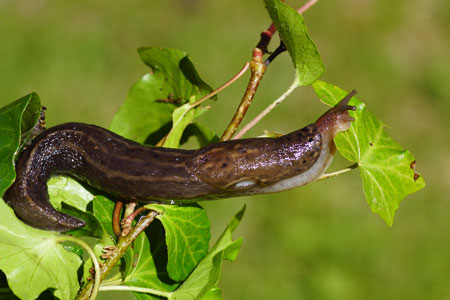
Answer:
[4, 91, 356, 231]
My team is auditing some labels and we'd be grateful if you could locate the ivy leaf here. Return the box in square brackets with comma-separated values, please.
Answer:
[109, 72, 175, 143]
[0, 93, 41, 195]
[138, 47, 213, 101]
[123, 223, 179, 300]
[201, 287, 223, 300]
[48, 176, 94, 212]
[169, 205, 245, 300]
[109, 47, 213, 143]
[163, 100, 210, 148]
[264, 0, 325, 86]
[0, 198, 82, 300]
[312, 80, 426, 226]
[144, 204, 210, 282]
[181, 123, 219, 148]
[92, 195, 116, 238]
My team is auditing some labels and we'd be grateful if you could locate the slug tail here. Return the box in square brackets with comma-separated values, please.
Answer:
[4, 180, 86, 232]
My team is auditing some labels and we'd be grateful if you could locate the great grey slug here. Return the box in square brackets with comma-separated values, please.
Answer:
[4, 91, 357, 231]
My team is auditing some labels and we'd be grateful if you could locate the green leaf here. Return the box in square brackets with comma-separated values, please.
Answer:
[201, 287, 222, 300]
[109, 72, 175, 143]
[109, 47, 213, 143]
[0, 198, 82, 300]
[0, 93, 41, 195]
[169, 205, 245, 300]
[163, 100, 210, 148]
[145, 204, 211, 282]
[48, 176, 94, 212]
[123, 223, 179, 300]
[138, 47, 213, 101]
[181, 123, 219, 148]
[92, 195, 116, 238]
[312, 81, 426, 226]
[264, 0, 325, 86]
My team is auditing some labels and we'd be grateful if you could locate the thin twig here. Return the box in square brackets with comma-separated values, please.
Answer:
[220, 49, 266, 141]
[77, 210, 159, 299]
[60, 237, 101, 300]
[112, 201, 123, 237]
[154, 62, 250, 147]
[298, 0, 319, 14]
[317, 163, 358, 180]
[224, 0, 319, 141]
[192, 62, 250, 108]
[99, 285, 172, 298]
[233, 78, 299, 139]
[121, 207, 149, 236]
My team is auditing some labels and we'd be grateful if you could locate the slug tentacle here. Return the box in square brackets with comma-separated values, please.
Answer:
[4, 91, 357, 231]
[315, 90, 357, 140]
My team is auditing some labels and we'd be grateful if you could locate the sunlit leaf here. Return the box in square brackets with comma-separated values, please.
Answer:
[123, 223, 179, 300]
[169, 205, 245, 300]
[312, 80, 426, 226]
[110, 47, 213, 144]
[264, 0, 325, 86]
[163, 100, 210, 148]
[48, 176, 94, 212]
[0, 93, 41, 195]
[0, 199, 81, 300]
[145, 204, 210, 282]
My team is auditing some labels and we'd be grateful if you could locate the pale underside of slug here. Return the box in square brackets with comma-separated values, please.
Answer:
[4, 91, 357, 231]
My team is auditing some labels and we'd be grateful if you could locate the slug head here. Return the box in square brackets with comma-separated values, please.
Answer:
[315, 90, 357, 139]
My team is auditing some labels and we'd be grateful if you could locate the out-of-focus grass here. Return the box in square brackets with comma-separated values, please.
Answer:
[1, 0, 449, 299]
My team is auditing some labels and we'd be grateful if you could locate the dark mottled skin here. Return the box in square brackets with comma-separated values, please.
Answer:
[189, 125, 321, 189]
[4, 91, 356, 231]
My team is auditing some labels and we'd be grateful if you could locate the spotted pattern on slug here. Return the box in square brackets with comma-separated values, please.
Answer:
[188, 124, 322, 190]
[4, 91, 357, 231]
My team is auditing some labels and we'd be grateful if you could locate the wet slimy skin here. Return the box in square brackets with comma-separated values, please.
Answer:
[4, 91, 357, 231]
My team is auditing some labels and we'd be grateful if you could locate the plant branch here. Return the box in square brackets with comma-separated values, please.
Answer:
[220, 49, 266, 141]
[233, 77, 299, 139]
[264, 41, 287, 66]
[298, 0, 319, 14]
[121, 207, 149, 236]
[57, 236, 101, 300]
[99, 285, 172, 298]
[318, 163, 359, 180]
[112, 201, 123, 237]
[76, 210, 159, 300]
[222, 0, 318, 141]
[192, 62, 250, 108]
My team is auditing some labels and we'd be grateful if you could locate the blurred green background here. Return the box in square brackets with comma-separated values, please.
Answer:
[1, 0, 449, 299]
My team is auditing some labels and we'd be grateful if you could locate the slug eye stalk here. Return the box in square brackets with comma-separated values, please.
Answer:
[315, 90, 357, 138]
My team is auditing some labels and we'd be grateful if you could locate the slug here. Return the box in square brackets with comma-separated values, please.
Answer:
[4, 91, 357, 231]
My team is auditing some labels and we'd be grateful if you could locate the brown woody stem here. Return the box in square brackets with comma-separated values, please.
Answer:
[220, 49, 266, 141]
[112, 201, 123, 237]
[76, 210, 159, 300]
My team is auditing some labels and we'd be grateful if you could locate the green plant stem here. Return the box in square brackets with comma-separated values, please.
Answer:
[56, 236, 101, 300]
[155, 62, 250, 147]
[191, 62, 250, 108]
[226, 0, 319, 141]
[76, 210, 159, 300]
[233, 77, 299, 139]
[318, 163, 359, 180]
[99, 285, 172, 298]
